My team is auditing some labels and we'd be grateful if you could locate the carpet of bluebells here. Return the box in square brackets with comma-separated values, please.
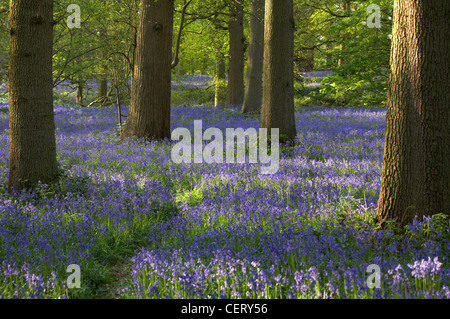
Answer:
[0, 79, 449, 299]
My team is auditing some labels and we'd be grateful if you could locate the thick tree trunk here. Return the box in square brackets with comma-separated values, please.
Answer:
[214, 51, 227, 107]
[227, 0, 245, 107]
[376, 0, 450, 226]
[242, 0, 264, 114]
[260, 0, 297, 141]
[8, 0, 58, 191]
[120, 0, 174, 140]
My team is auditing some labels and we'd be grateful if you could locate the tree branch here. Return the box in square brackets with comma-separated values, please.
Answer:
[172, 0, 193, 69]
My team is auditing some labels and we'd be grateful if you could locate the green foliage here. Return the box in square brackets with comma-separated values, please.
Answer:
[0, 1, 8, 83]
[52, 0, 138, 107]
[171, 82, 215, 107]
[1, 0, 394, 110]
[172, 0, 231, 77]
[405, 214, 450, 243]
[294, 0, 393, 108]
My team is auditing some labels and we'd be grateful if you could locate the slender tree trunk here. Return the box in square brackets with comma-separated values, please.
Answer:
[376, 0, 450, 227]
[214, 50, 227, 107]
[0, 54, 7, 81]
[242, 0, 264, 114]
[8, 0, 58, 191]
[98, 27, 108, 103]
[306, 48, 314, 72]
[171, 0, 191, 70]
[260, 0, 297, 141]
[98, 78, 107, 100]
[120, 0, 174, 140]
[326, 42, 333, 67]
[76, 83, 83, 106]
[227, 0, 245, 107]
[338, 0, 351, 67]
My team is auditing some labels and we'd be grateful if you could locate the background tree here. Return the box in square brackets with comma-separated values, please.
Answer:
[376, 0, 450, 227]
[53, 0, 106, 106]
[260, 0, 297, 141]
[292, 0, 323, 74]
[214, 47, 227, 107]
[120, 0, 175, 140]
[168, 0, 231, 107]
[50, 0, 140, 108]
[0, 2, 8, 86]
[241, 0, 264, 114]
[8, 0, 58, 191]
[227, 0, 245, 107]
[337, 0, 351, 67]
[291, 0, 392, 108]
[320, 0, 392, 107]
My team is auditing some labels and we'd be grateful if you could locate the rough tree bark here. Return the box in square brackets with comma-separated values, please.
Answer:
[8, 0, 58, 191]
[376, 0, 450, 226]
[242, 0, 264, 114]
[227, 0, 245, 107]
[260, 0, 297, 141]
[120, 0, 174, 140]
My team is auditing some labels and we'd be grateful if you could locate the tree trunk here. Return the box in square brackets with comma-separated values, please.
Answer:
[214, 50, 227, 107]
[120, 0, 174, 140]
[98, 78, 107, 100]
[8, 0, 58, 191]
[260, 0, 297, 141]
[338, 0, 351, 67]
[227, 0, 245, 107]
[242, 0, 264, 114]
[98, 27, 108, 103]
[376, 0, 450, 227]
[326, 42, 333, 67]
[306, 48, 314, 72]
[76, 83, 83, 106]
